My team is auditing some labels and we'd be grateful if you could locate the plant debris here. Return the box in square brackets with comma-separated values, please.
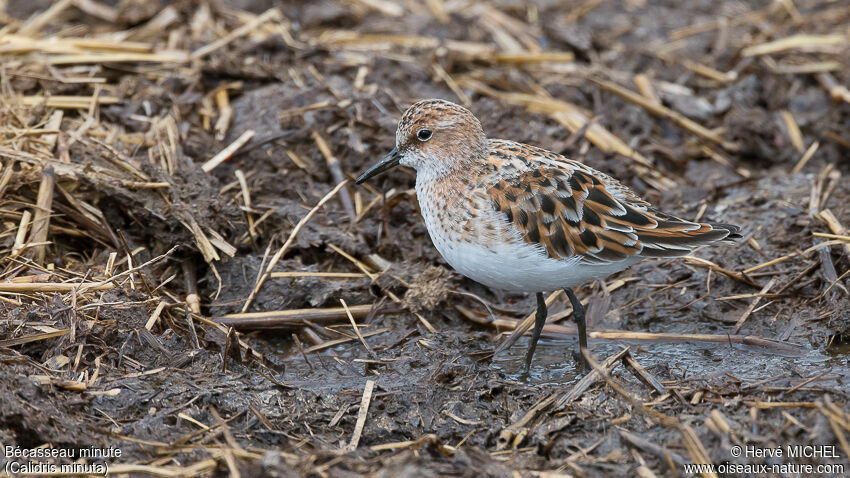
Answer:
[0, 0, 849, 476]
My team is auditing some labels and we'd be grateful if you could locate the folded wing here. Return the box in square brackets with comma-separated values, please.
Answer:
[485, 146, 740, 265]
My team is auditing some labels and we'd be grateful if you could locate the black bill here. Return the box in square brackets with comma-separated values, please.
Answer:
[355, 148, 400, 184]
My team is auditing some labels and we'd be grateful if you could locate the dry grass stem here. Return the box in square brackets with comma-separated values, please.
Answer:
[0, 1, 846, 475]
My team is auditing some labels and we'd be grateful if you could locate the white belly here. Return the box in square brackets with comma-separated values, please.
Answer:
[432, 236, 639, 292]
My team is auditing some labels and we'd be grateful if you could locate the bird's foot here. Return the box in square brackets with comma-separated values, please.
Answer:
[571, 348, 589, 372]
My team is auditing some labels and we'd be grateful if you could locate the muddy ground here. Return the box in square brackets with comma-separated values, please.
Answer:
[1, 0, 850, 476]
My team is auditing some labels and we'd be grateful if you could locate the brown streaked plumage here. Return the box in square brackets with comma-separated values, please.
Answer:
[356, 99, 741, 374]
[482, 139, 738, 264]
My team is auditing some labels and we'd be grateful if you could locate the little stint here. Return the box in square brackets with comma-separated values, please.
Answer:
[356, 99, 741, 371]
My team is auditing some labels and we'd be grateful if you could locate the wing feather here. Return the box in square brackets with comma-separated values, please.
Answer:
[483, 140, 741, 264]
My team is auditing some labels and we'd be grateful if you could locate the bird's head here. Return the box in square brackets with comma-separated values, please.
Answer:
[356, 99, 486, 184]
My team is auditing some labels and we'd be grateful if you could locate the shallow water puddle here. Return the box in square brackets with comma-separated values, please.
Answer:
[493, 337, 849, 387]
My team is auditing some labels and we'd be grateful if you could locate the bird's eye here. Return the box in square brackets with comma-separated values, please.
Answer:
[417, 129, 432, 141]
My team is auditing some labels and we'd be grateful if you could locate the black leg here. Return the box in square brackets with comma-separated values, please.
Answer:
[564, 288, 588, 370]
[523, 292, 547, 373]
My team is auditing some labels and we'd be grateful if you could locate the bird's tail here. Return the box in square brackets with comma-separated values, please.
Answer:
[709, 223, 742, 244]
[636, 212, 742, 258]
